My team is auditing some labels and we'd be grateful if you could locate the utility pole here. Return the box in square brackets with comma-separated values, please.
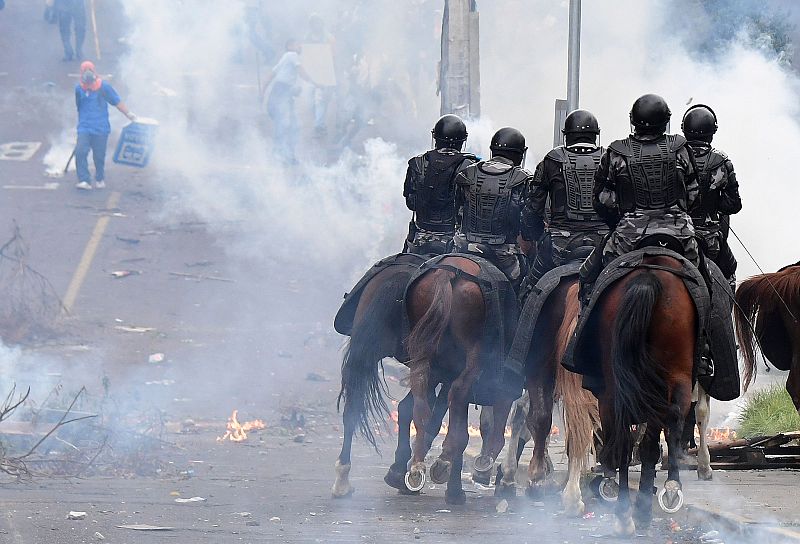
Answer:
[554, 0, 582, 147]
[439, 0, 480, 118]
[566, 0, 581, 113]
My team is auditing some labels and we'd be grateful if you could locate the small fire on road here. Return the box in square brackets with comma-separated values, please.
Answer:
[217, 410, 266, 442]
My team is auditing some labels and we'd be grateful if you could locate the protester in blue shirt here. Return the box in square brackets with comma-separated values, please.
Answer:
[74, 61, 135, 190]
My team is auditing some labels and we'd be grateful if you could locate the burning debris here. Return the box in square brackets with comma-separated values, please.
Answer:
[216, 410, 265, 443]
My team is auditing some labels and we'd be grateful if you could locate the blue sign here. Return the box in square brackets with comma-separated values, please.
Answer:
[113, 121, 158, 168]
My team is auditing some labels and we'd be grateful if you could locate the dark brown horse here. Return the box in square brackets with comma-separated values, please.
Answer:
[496, 280, 599, 515]
[404, 256, 514, 504]
[332, 255, 439, 498]
[735, 262, 800, 411]
[593, 256, 696, 535]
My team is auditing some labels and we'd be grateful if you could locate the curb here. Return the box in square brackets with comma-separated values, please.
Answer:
[685, 503, 800, 543]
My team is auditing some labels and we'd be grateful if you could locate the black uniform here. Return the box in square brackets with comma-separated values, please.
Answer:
[453, 156, 531, 281]
[403, 148, 477, 255]
[522, 143, 608, 286]
[687, 141, 741, 281]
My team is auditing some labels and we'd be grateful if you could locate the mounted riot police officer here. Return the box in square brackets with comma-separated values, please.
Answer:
[682, 104, 742, 287]
[453, 127, 531, 285]
[580, 93, 700, 301]
[521, 109, 608, 292]
[403, 114, 477, 255]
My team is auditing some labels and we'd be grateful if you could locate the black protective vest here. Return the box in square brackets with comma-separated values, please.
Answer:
[688, 143, 727, 223]
[610, 135, 687, 213]
[414, 150, 471, 233]
[461, 160, 527, 245]
[546, 146, 604, 224]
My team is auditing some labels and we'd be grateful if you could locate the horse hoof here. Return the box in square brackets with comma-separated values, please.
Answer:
[473, 454, 494, 473]
[405, 464, 427, 493]
[430, 458, 452, 485]
[562, 498, 585, 517]
[445, 489, 467, 505]
[385, 468, 416, 494]
[495, 482, 516, 499]
[697, 467, 713, 481]
[525, 483, 544, 500]
[598, 477, 619, 503]
[331, 461, 354, 498]
[614, 515, 636, 536]
[657, 480, 684, 513]
[472, 470, 491, 486]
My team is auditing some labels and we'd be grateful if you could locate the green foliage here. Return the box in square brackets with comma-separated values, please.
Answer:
[738, 384, 800, 438]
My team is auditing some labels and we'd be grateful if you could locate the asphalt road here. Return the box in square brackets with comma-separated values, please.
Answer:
[0, 2, 797, 543]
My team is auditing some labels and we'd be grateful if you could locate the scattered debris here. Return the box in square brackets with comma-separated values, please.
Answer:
[496, 499, 509, 514]
[582, 511, 595, 520]
[293, 434, 306, 443]
[705, 431, 800, 469]
[700, 530, 721, 542]
[269, 517, 281, 522]
[435, 509, 451, 513]
[94, 531, 105, 540]
[117, 524, 174, 531]
[185, 260, 213, 268]
[111, 270, 140, 279]
[148, 353, 165, 364]
[175, 496, 206, 504]
[67, 511, 87, 520]
[669, 518, 681, 532]
[114, 325, 154, 333]
[234, 512, 252, 518]
[144, 380, 175, 386]
[246, 520, 260, 526]
[305, 372, 329, 382]
[115, 236, 140, 244]
[169, 271, 234, 283]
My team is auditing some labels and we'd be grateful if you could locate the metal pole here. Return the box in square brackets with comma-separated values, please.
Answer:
[566, 0, 581, 112]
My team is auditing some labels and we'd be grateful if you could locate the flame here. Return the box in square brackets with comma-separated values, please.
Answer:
[707, 427, 736, 442]
[217, 410, 266, 442]
[550, 425, 560, 437]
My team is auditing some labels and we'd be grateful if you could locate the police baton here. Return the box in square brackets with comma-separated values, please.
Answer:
[63, 146, 76, 174]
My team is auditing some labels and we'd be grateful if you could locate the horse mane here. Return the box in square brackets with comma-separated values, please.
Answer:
[735, 265, 800, 390]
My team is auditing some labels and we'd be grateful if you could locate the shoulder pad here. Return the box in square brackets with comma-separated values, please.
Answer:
[666, 134, 687, 152]
[545, 147, 568, 163]
[409, 153, 425, 170]
[608, 138, 632, 157]
[461, 152, 478, 162]
[510, 167, 533, 186]
[707, 148, 729, 169]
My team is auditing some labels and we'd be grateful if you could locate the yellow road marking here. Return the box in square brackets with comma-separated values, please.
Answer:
[62, 191, 121, 314]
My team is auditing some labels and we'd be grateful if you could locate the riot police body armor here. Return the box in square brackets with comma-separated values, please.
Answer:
[608, 134, 689, 214]
[459, 158, 528, 245]
[548, 145, 605, 226]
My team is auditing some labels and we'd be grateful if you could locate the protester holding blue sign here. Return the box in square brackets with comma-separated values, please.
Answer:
[74, 61, 135, 190]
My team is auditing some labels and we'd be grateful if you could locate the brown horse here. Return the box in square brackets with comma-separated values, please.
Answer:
[593, 256, 697, 535]
[496, 280, 600, 516]
[332, 255, 437, 498]
[404, 256, 515, 504]
[735, 262, 800, 410]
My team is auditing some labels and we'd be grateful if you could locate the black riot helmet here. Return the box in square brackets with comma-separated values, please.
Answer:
[431, 114, 468, 150]
[681, 104, 718, 142]
[489, 127, 527, 166]
[630, 93, 671, 135]
[563, 109, 600, 135]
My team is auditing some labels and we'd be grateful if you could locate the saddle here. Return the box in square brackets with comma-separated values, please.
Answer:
[565, 247, 740, 401]
[334, 253, 427, 336]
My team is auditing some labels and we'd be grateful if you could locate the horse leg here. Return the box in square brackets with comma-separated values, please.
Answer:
[526, 371, 555, 499]
[634, 422, 661, 529]
[695, 385, 713, 481]
[472, 405, 494, 485]
[332, 396, 357, 498]
[385, 391, 416, 492]
[496, 394, 528, 497]
[406, 361, 434, 492]
[436, 344, 481, 504]
[614, 437, 635, 535]
[475, 396, 513, 486]
[658, 383, 691, 515]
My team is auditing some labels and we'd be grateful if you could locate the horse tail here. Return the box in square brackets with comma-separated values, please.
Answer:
[606, 272, 667, 466]
[406, 269, 454, 383]
[734, 277, 762, 391]
[556, 283, 601, 464]
[337, 273, 407, 452]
